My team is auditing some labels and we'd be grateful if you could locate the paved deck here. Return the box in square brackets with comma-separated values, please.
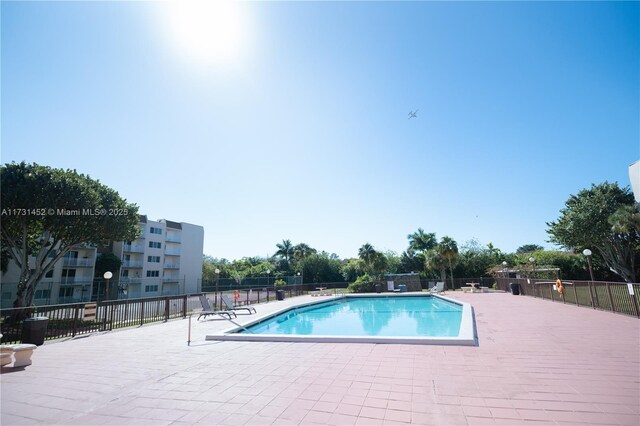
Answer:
[1, 292, 638, 425]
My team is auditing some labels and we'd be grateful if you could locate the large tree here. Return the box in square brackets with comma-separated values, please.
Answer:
[437, 236, 459, 289]
[407, 228, 437, 253]
[1, 162, 139, 309]
[292, 243, 317, 261]
[547, 182, 639, 283]
[516, 244, 544, 254]
[406, 228, 437, 275]
[275, 239, 294, 265]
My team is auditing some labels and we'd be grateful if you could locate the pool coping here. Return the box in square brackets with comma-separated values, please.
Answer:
[205, 292, 477, 346]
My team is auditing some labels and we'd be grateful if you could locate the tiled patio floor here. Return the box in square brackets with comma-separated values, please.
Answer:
[1, 292, 638, 425]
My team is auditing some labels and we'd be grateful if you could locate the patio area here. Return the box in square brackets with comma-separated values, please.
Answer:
[1, 292, 639, 425]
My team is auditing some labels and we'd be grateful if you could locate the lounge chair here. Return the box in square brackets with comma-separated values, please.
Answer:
[221, 293, 257, 314]
[197, 295, 237, 321]
[429, 282, 445, 294]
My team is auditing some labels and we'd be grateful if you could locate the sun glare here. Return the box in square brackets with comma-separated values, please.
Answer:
[159, 0, 249, 67]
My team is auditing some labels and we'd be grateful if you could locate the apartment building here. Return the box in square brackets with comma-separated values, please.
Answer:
[112, 216, 204, 298]
[1, 215, 204, 307]
[1, 245, 97, 308]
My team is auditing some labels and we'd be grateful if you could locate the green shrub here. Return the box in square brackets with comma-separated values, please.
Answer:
[347, 274, 377, 293]
[274, 279, 287, 287]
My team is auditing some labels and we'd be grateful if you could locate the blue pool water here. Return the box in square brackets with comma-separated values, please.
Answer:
[240, 296, 463, 337]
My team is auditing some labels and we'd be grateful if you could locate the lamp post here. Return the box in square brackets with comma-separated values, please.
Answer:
[501, 261, 508, 291]
[582, 249, 595, 281]
[529, 257, 536, 279]
[214, 268, 220, 310]
[297, 272, 301, 295]
[103, 271, 113, 301]
[266, 269, 271, 288]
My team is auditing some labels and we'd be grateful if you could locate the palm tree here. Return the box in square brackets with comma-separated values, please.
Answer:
[407, 229, 437, 274]
[407, 228, 437, 253]
[275, 239, 294, 265]
[425, 249, 447, 283]
[293, 243, 317, 261]
[358, 243, 377, 268]
[438, 236, 459, 290]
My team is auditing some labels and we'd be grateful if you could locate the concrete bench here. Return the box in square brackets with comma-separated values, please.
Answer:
[0, 344, 37, 368]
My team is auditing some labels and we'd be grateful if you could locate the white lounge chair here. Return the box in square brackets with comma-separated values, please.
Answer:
[429, 282, 445, 294]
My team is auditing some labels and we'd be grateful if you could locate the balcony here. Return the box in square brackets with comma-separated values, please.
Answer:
[63, 258, 94, 267]
[122, 260, 143, 268]
[164, 248, 181, 256]
[60, 278, 93, 285]
[162, 277, 180, 283]
[164, 263, 180, 269]
[120, 277, 142, 285]
[123, 244, 145, 253]
[165, 234, 181, 243]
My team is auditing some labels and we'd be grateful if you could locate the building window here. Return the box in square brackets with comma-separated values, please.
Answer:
[45, 270, 54, 278]
[121, 270, 129, 277]
[147, 256, 160, 263]
[61, 269, 76, 283]
[146, 270, 159, 277]
[145, 285, 159, 293]
[150, 227, 162, 235]
[34, 289, 50, 300]
[148, 241, 161, 249]
[58, 287, 73, 298]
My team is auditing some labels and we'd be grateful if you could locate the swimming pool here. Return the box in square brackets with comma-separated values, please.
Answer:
[242, 296, 462, 337]
[207, 294, 476, 346]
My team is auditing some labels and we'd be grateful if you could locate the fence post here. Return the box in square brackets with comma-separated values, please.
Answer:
[588, 281, 595, 309]
[140, 299, 145, 326]
[165, 299, 170, 322]
[606, 283, 615, 312]
[573, 283, 579, 306]
[109, 304, 115, 331]
[182, 295, 187, 318]
[631, 291, 640, 318]
[72, 305, 79, 337]
[549, 283, 554, 301]
[102, 304, 108, 331]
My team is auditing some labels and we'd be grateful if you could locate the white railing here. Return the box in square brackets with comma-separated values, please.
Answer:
[164, 249, 181, 256]
[122, 260, 143, 268]
[63, 258, 94, 267]
[164, 263, 180, 269]
[165, 235, 181, 243]
[123, 244, 145, 253]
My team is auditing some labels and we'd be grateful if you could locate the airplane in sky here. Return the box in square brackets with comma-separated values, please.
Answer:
[408, 109, 418, 119]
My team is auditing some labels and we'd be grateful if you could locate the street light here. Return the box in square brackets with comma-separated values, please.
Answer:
[502, 261, 508, 278]
[103, 271, 113, 301]
[214, 268, 220, 309]
[266, 269, 270, 288]
[582, 249, 595, 281]
[529, 257, 536, 279]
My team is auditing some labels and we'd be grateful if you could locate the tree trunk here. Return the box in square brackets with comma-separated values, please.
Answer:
[448, 259, 455, 290]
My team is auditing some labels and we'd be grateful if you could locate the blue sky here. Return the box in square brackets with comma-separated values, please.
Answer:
[2, 1, 638, 260]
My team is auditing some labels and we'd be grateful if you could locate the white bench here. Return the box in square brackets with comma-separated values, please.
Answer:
[0, 344, 37, 368]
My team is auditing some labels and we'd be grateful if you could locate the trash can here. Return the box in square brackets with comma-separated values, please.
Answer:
[21, 317, 49, 346]
[398, 284, 407, 293]
[276, 289, 285, 301]
[375, 284, 382, 293]
[509, 283, 520, 296]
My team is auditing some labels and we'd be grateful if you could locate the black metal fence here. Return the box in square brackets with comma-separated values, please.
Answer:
[495, 277, 640, 318]
[0, 283, 351, 344]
